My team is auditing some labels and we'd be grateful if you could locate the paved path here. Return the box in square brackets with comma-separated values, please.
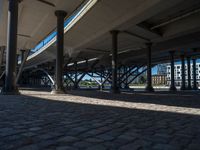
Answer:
[0, 90, 200, 150]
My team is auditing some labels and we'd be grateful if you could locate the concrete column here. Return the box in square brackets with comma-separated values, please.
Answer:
[124, 67, 129, 89]
[99, 65, 104, 91]
[74, 61, 78, 89]
[145, 43, 154, 92]
[20, 50, 25, 62]
[0, 46, 5, 66]
[169, 51, 177, 91]
[187, 57, 192, 90]
[110, 30, 120, 93]
[2, 0, 20, 94]
[100, 71, 104, 90]
[16, 54, 20, 66]
[192, 58, 197, 90]
[180, 54, 186, 90]
[51, 10, 67, 94]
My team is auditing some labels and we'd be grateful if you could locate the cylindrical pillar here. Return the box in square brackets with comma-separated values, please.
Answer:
[100, 71, 104, 90]
[16, 54, 20, 66]
[51, 10, 67, 94]
[187, 57, 191, 90]
[2, 0, 20, 94]
[192, 58, 197, 90]
[74, 61, 78, 89]
[21, 50, 25, 62]
[145, 43, 154, 92]
[124, 66, 129, 89]
[180, 54, 186, 90]
[110, 30, 120, 93]
[100, 66, 104, 91]
[169, 51, 177, 91]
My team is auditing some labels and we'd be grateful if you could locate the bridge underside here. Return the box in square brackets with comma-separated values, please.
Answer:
[0, 0, 200, 93]
[0, 1, 200, 149]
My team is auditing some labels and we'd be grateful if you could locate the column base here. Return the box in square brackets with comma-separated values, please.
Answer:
[180, 86, 186, 91]
[100, 85, 104, 91]
[1, 87, 20, 95]
[169, 86, 177, 91]
[51, 89, 65, 94]
[73, 86, 79, 90]
[111, 87, 120, 94]
[124, 85, 130, 89]
[192, 86, 198, 90]
[187, 86, 192, 90]
[145, 86, 154, 92]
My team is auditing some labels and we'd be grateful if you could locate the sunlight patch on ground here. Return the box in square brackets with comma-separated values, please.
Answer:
[21, 90, 200, 116]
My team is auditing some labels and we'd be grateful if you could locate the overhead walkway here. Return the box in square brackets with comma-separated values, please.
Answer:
[25, 0, 200, 68]
[0, 0, 85, 51]
[25, 0, 97, 68]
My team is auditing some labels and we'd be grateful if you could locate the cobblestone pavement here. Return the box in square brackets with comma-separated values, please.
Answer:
[0, 89, 200, 150]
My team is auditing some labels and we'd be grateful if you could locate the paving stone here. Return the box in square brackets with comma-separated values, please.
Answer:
[17, 144, 39, 150]
[29, 127, 42, 131]
[56, 146, 78, 150]
[85, 137, 104, 143]
[0, 90, 200, 149]
[187, 143, 200, 150]
[57, 136, 79, 143]
[118, 134, 137, 141]
[152, 144, 178, 150]
[119, 142, 141, 150]
[73, 141, 93, 148]
[97, 133, 115, 141]
[22, 132, 37, 137]
[86, 145, 107, 150]
[38, 139, 57, 148]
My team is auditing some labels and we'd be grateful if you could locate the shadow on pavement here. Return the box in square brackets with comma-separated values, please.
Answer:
[0, 93, 199, 149]
[66, 89, 200, 109]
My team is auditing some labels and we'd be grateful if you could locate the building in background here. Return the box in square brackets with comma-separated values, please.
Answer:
[157, 64, 167, 75]
[152, 75, 167, 85]
[166, 63, 200, 86]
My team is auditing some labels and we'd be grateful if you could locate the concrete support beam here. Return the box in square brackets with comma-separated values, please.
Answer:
[110, 30, 120, 94]
[180, 54, 186, 90]
[192, 58, 198, 90]
[145, 43, 154, 92]
[2, 0, 20, 95]
[169, 51, 177, 91]
[187, 57, 192, 90]
[51, 10, 67, 94]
